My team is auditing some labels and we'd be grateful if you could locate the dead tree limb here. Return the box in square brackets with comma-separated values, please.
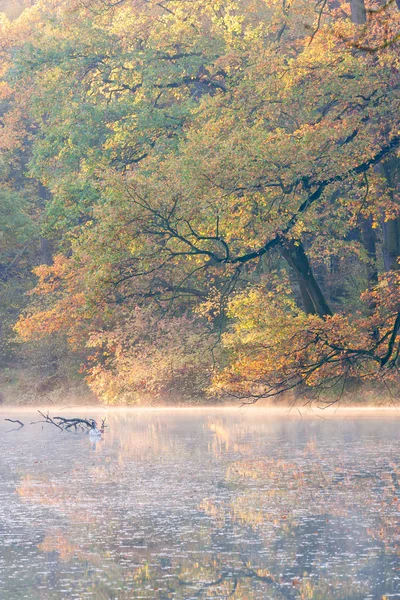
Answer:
[6, 411, 106, 434]
[31, 411, 64, 430]
[5, 418, 24, 427]
[5, 418, 25, 431]
[31, 411, 104, 433]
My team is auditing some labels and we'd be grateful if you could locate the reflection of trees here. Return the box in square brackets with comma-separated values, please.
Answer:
[38, 530, 77, 562]
[3, 412, 399, 599]
[205, 427, 400, 600]
[177, 566, 294, 599]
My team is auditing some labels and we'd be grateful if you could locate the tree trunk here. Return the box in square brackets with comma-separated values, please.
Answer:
[39, 238, 53, 266]
[380, 157, 400, 272]
[38, 182, 53, 266]
[359, 216, 378, 288]
[349, 0, 381, 290]
[382, 219, 400, 271]
[353, 0, 400, 272]
[298, 278, 317, 315]
[280, 238, 333, 318]
[350, 0, 366, 24]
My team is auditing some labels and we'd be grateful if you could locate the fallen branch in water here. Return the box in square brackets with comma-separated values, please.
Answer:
[31, 411, 64, 430]
[5, 418, 25, 431]
[5, 418, 24, 427]
[31, 411, 106, 433]
[5, 411, 106, 434]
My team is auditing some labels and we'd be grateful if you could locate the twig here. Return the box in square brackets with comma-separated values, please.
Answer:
[5, 418, 25, 431]
[5, 418, 24, 427]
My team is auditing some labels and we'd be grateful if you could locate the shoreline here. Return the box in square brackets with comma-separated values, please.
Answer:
[1, 404, 399, 419]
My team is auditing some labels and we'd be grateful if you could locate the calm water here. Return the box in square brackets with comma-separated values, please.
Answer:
[0, 408, 399, 600]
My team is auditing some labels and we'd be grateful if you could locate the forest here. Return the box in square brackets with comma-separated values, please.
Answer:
[0, 0, 399, 405]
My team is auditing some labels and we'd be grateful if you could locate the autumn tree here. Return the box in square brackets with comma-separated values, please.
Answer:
[4, 0, 400, 403]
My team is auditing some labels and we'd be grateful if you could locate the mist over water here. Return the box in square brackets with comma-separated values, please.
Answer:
[0, 408, 399, 599]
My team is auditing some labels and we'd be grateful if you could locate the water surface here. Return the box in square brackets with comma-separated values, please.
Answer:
[0, 408, 399, 599]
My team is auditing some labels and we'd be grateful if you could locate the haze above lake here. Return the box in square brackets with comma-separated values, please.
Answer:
[0, 408, 399, 599]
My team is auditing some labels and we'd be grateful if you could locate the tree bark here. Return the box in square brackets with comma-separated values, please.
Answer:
[350, 0, 366, 24]
[298, 278, 317, 315]
[349, 0, 381, 290]
[382, 219, 400, 271]
[379, 157, 400, 272]
[38, 182, 53, 266]
[351, 0, 400, 273]
[280, 239, 333, 318]
[359, 215, 378, 288]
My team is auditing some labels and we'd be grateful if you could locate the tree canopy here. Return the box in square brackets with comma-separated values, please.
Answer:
[0, 0, 399, 403]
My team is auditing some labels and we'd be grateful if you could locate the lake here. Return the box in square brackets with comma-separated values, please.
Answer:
[0, 408, 399, 599]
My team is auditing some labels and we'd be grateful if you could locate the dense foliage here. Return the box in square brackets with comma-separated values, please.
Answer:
[0, 0, 399, 403]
